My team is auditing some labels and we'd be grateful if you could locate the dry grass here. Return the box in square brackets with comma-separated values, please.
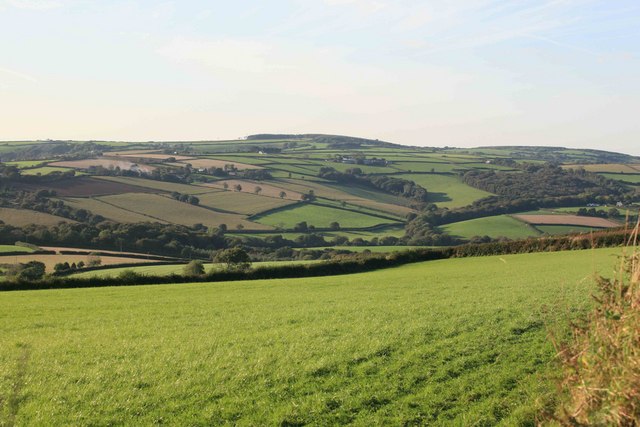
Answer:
[0, 208, 74, 226]
[50, 158, 156, 173]
[546, 219, 640, 425]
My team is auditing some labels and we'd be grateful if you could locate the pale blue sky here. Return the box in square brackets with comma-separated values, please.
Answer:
[1, 0, 639, 154]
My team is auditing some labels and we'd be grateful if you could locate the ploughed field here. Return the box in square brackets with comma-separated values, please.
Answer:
[0, 248, 620, 425]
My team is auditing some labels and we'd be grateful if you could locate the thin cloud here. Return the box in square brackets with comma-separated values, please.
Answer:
[0, 66, 37, 83]
[1, 0, 63, 10]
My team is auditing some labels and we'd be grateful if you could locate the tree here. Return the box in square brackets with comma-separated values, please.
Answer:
[234, 184, 242, 192]
[183, 260, 205, 276]
[214, 247, 251, 271]
[18, 261, 46, 281]
[279, 191, 287, 199]
[254, 186, 262, 195]
[301, 190, 316, 202]
[293, 221, 308, 232]
[223, 182, 229, 190]
[330, 221, 340, 230]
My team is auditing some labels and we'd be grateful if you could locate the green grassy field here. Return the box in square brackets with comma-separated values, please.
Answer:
[0, 245, 35, 254]
[597, 173, 640, 184]
[253, 203, 399, 229]
[396, 173, 493, 208]
[196, 191, 295, 215]
[0, 248, 621, 425]
[19, 166, 73, 176]
[441, 215, 540, 240]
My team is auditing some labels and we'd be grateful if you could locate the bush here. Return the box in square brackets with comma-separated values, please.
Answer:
[546, 229, 640, 425]
[183, 260, 205, 276]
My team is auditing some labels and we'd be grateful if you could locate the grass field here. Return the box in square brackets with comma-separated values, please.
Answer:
[59, 197, 166, 224]
[196, 191, 296, 215]
[5, 160, 52, 168]
[441, 215, 540, 240]
[0, 208, 73, 227]
[254, 203, 399, 228]
[598, 173, 640, 184]
[97, 193, 270, 230]
[0, 248, 621, 425]
[19, 166, 73, 176]
[0, 245, 35, 254]
[396, 173, 493, 208]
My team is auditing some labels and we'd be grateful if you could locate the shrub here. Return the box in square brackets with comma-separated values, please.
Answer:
[546, 224, 640, 425]
[183, 260, 205, 276]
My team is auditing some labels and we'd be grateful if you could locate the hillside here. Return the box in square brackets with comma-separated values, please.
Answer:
[0, 247, 621, 425]
[0, 135, 638, 263]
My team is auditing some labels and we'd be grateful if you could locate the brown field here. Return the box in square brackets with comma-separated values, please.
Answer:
[0, 254, 156, 272]
[97, 193, 272, 230]
[17, 177, 155, 197]
[50, 158, 156, 173]
[177, 158, 263, 170]
[563, 163, 640, 173]
[196, 191, 297, 215]
[201, 180, 303, 200]
[513, 214, 620, 228]
[0, 208, 74, 226]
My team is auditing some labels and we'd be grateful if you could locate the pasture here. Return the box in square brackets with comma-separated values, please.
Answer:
[50, 159, 156, 173]
[0, 208, 72, 227]
[0, 245, 35, 254]
[396, 173, 493, 208]
[96, 193, 269, 230]
[196, 191, 296, 216]
[441, 215, 540, 240]
[0, 248, 621, 425]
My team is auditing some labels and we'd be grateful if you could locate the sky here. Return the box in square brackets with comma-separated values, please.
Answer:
[1, 0, 639, 155]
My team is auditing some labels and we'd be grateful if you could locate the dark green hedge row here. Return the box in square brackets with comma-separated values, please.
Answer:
[0, 228, 632, 292]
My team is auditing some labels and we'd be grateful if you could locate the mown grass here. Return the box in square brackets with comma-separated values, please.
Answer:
[441, 215, 540, 240]
[19, 166, 73, 176]
[396, 173, 493, 208]
[254, 203, 399, 228]
[535, 224, 600, 235]
[0, 248, 620, 425]
[0, 245, 35, 254]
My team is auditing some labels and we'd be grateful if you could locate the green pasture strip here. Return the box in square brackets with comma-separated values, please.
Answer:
[0, 248, 621, 425]
[20, 167, 73, 176]
[4, 160, 53, 168]
[396, 173, 493, 209]
[598, 173, 640, 184]
[0, 245, 36, 254]
[441, 215, 541, 240]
